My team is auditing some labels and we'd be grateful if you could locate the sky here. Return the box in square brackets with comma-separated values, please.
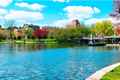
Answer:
[0, 0, 114, 27]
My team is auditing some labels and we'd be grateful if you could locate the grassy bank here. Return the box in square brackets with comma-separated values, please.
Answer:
[101, 66, 120, 80]
[0, 39, 58, 44]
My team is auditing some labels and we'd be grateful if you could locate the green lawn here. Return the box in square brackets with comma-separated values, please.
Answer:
[101, 66, 120, 80]
[0, 39, 57, 44]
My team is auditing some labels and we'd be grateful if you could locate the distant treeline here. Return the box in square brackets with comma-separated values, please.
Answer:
[0, 20, 118, 42]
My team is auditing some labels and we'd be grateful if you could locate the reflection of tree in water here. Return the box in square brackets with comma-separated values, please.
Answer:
[7, 43, 80, 52]
[95, 46, 120, 51]
[11, 44, 45, 52]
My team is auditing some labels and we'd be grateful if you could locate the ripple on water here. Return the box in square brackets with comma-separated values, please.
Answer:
[0, 45, 120, 80]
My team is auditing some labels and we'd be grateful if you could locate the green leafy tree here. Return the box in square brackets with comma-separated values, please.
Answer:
[91, 20, 114, 36]
[47, 27, 91, 42]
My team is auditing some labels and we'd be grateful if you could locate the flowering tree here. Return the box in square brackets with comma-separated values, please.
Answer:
[33, 28, 48, 39]
[115, 26, 120, 36]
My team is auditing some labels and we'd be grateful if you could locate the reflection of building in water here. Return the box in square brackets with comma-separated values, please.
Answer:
[110, 0, 120, 35]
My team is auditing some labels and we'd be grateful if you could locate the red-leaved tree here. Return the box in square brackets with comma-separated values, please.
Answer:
[33, 28, 48, 39]
[115, 27, 120, 36]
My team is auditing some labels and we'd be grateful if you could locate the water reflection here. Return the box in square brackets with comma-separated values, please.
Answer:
[1, 43, 120, 52]
[0, 44, 120, 80]
[0, 43, 81, 52]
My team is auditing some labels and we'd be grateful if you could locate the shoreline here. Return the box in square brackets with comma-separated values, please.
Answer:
[86, 63, 120, 80]
[0, 39, 58, 44]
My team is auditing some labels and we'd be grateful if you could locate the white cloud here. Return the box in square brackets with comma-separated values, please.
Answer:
[0, 7, 44, 26]
[85, 17, 112, 25]
[51, 6, 101, 27]
[64, 6, 100, 20]
[93, 7, 100, 13]
[4, 10, 43, 22]
[0, 8, 8, 15]
[52, 19, 69, 27]
[0, 0, 12, 7]
[0, 8, 8, 25]
[53, 0, 70, 3]
[15, 2, 45, 10]
[109, 17, 120, 26]
[53, 18, 110, 27]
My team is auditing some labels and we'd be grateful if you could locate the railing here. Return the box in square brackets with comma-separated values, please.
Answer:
[82, 36, 120, 40]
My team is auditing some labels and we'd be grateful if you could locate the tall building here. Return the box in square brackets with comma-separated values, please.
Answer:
[114, 0, 120, 11]
[110, 0, 120, 35]
[110, 0, 120, 25]
[66, 19, 80, 28]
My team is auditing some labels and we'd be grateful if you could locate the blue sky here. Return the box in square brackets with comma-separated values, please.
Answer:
[0, 0, 114, 27]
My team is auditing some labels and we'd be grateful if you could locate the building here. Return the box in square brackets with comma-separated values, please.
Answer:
[110, 0, 120, 16]
[23, 24, 40, 30]
[66, 19, 80, 28]
[13, 28, 24, 39]
[110, 0, 120, 35]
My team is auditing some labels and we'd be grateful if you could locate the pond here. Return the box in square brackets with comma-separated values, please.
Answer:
[0, 44, 120, 80]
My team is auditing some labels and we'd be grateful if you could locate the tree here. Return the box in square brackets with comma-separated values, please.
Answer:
[4, 20, 15, 40]
[115, 26, 120, 36]
[33, 28, 48, 39]
[0, 28, 9, 41]
[47, 27, 91, 42]
[91, 20, 114, 37]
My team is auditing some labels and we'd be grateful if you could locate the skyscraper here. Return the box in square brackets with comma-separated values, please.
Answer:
[66, 19, 80, 28]
[111, 0, 120, 15]
[110, 0, 120, 26]
[110, 0, 120, 35]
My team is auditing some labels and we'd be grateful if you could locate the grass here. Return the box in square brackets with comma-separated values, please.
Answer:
[40, 39, 57, 43]
[101, 66, 120, 80]
[0, 39, 58, 44]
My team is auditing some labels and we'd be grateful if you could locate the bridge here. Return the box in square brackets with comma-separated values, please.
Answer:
[82, 36, 120, 40]
[80, 36, 120, 45]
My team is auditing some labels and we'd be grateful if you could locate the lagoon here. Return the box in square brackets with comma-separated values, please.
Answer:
[0, 44, 120, 80]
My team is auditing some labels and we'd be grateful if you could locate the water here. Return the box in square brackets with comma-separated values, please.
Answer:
[0, 44, 120, 80]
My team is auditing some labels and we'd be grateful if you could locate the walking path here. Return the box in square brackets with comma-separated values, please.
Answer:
[86, 63, 120, 80]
